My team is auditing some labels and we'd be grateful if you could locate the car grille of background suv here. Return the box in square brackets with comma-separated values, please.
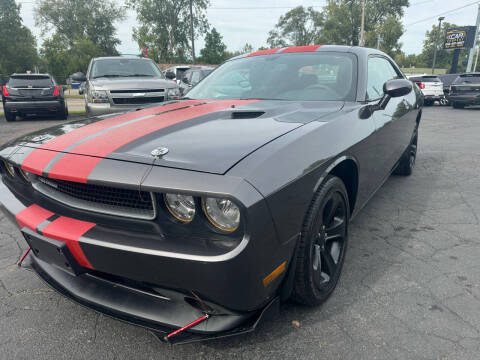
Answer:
[32, 176, 156, 220]
[112, 96, 164, 105]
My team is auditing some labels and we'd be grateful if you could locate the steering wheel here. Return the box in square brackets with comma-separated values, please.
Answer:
[305, 84, 340, 97]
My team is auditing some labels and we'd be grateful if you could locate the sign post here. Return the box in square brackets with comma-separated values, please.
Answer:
[466, 4, 480, 73]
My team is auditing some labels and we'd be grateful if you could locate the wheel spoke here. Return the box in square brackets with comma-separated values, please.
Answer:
[325, 218, 345, 241]
[321, 249, 337, 276]
[324, 194, 340, 226]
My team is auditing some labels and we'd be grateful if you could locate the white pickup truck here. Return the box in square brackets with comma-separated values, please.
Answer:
[408, 75, 445, 106]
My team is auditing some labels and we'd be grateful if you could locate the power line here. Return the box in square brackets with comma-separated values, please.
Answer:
[405, 0, 480, 27]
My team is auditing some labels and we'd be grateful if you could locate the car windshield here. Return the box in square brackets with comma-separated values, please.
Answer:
[454, 75, 480, 84]
[186, 52, 357, 101]
[91, 58, 164, 79]
[8, 75, 53, 88]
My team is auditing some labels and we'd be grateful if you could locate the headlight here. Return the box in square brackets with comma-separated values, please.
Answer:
[164, 193, 196, 223]
[88, 89, 109, 103]
[202, 197, 240, 233]
[166, 87, 180, 100]
[3, 160, 15, 177]
[19, 168, 31, 182]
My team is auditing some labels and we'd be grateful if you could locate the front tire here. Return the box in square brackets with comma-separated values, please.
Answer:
[292, 175, 349, 306]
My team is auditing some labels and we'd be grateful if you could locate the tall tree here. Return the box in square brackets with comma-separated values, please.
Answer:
[267, 6, 323, 47]
[320, 0, 408, 57]
[35, 0, 126, 54]
[0, 0, 38, 76]
[128, 0, 210, 64]
[198, 28, 227, 64]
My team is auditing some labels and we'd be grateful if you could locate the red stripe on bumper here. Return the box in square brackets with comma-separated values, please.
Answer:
[15, 204, 54, 231]
[42, 217, 95, 269]
[280, 45, 322, 53]
[21, 100, 203, 175]
[48, 100, 259, 182]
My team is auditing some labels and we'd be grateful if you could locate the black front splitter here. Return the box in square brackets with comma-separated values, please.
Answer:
[24, 254, 280, 345]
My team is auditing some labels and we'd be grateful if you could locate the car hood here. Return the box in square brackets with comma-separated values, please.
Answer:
[90, 77, 177, 90]
[9, 99, 343, 176]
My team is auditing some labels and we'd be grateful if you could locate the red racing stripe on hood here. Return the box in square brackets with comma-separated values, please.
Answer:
[42, 216, 95, 269]
[15, 204, 54, 231]
[21, 100, 204, 175]
[47, 99, 259, 183]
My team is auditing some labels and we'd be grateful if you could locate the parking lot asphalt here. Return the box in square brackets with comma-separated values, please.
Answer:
[0, 106, 479, 360]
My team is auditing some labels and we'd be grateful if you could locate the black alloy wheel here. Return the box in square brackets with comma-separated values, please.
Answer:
[292, 175, 349, 306]
[4, 111, 15, 122]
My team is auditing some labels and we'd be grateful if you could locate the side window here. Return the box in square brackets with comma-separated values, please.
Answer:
[183, 70, 192, 83]
[191, 70, 201, 84]
[367, 57, 400, 100]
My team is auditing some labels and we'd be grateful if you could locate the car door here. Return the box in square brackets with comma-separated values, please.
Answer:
[367, 56, 412, 183]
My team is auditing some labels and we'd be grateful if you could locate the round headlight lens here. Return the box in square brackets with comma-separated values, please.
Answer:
[164, 193, 196, 223]
[3, 161, 15, 177]
[202, 197, 240, 232]
[19, 168, 31, 182]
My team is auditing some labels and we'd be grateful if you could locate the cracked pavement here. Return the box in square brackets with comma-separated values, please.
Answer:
[0, 107, 480, 359]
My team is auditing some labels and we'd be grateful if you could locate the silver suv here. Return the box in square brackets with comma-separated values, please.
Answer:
[72, 56, 180, 116]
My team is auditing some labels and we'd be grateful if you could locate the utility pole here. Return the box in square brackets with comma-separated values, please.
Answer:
[432, 16, 445, 74]
[376, 34, 382, 49]
[359, 0, 366, 46]
[474, 45, 479, 72]
[190, 0, 195, 64]
[466, 4, 480, 72]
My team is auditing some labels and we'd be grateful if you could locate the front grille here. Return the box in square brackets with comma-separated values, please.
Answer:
[112, 96, 164, 105]
[32, 176, 156, 220]
[110, 89, 165, 94]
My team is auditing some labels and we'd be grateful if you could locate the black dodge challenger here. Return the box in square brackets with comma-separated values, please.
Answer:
[0, 45, 422, 343]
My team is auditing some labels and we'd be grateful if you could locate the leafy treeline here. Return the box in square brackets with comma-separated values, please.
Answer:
[0, 0, 473, 83]
[0, 0, 38, 79]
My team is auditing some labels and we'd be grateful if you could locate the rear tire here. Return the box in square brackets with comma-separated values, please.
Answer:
[452, 102, 465, 109]
[292, 175, 349, 306]
[57, 105, 68, 120]
[4, 111, 15, 122]
[424, 100, 433, 106]
[394, 129, 418, 176]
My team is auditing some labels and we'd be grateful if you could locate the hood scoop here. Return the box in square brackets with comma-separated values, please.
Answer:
[231, 111, 265, 119]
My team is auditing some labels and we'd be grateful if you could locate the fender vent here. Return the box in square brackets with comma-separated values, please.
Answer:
[231, 111, 265, 119]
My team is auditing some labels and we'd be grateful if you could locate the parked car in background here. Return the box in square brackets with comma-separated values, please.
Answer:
[448, 73, 480, 109]
[438, 73, 459, 101]
[1, 73, 68, 122]
[78, 82, 86, 95]
[0, 45, 422, 343]
[164, 65, 191, 84]
[178, 66, 214, 95]
[408, 75, 444, 106]
[72, 56, 181, 116]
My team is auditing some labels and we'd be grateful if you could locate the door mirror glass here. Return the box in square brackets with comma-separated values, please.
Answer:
[165, 71, 176, 80]
[71, 72, 86, 82]
[383, 79, 412, 98]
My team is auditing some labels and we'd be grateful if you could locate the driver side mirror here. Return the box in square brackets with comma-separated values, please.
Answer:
[182, 76, 189, 84]
[165, 71, 176, 80]
[359, 79, 412, 119]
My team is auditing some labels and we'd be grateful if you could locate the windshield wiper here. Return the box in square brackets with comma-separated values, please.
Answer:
[124, 74, 155, 77]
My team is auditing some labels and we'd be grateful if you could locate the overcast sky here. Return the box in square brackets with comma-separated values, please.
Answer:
[17, 0, 480, 56]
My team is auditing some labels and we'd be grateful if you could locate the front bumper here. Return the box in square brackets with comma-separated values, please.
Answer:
[447, 94, 480, 105]
[4, 100, 64, 115]
[0, 169, 295, 339]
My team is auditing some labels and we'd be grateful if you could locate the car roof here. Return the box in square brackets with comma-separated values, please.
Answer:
[92, 56, 152, 61]
[458, 72, 480, 77]
[187, 66, 215, 71]
[228, 44, 388, 62]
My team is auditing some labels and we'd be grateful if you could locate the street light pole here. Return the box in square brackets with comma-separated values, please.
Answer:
[432, 16, 445, 74]
[359, 0, 366, 46]
[190, 0, 195, 64]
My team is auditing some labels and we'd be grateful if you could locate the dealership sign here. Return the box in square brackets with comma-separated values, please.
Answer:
[444, 26, 477, 49]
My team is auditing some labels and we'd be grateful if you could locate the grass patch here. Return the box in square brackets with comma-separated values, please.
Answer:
[65, 94, 85, 99]
[69, 109, 86, 115]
